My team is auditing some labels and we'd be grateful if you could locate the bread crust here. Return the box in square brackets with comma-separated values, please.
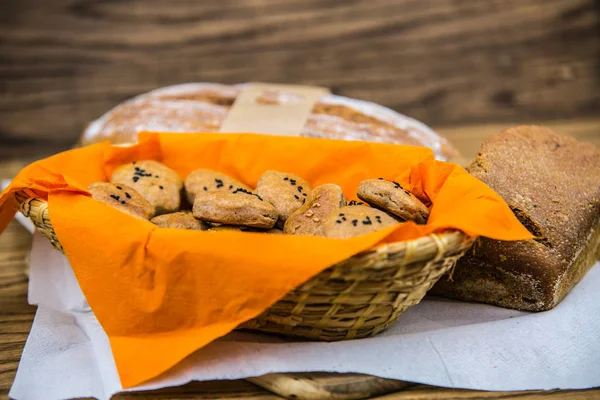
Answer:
[80, 83, 458, 160]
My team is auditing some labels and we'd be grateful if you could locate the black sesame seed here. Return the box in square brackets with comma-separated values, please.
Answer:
[229, 185, 233, 190]
[203, 186, 208, 191]
[378, 178, 383, 180]
[125, 192, 131, 199]
[352, 220, 358, 226]
[297, 186, 303, 193]
[116, 186, 122, 190]
[336, 220, 342, 224]
[110, 194, 120, 201]
[155, 175, 159, 178]
[339, 213, 345, 216]
[290, 179, 296, 185]
[133, 177, 139, 182]
[120, 200, 126, 204]
[294, 195, 300, 200]
[283, 177, 289, 181]
[135, 167, 140, 171]
[362, 216, 372, 225]
[159, 185, 164, 190]
[132, 161, 137, 165]
[303, 193, 307, 197]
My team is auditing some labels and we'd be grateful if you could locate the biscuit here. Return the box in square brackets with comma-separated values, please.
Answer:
[357, 178, 429, 224]
[193, 189, 278, 229]
[284, 184, 346, 235]
[207, 225, 255, 232]
[88, 182, 154, 220]
[184, 169, 251, 204]
[320, 205, 399, 239]
[111, 160, 183, 215]
[151, 211, 207, 230]
[207, 225, 283, 234]
[207, 225, 243, 232]
[256, 170, 312, 227]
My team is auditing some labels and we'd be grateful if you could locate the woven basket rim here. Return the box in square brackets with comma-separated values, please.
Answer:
[13, 189, 469, 264]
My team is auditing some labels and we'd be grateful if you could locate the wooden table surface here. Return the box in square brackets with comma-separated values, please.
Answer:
[1, 121, 599, 399]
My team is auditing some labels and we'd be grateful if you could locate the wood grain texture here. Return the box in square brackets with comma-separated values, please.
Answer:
[1, 0, 599, 157]
[0, 221, 35, 397]
[1, 124, 600, 399]
[111, 380, 284, 399]
[373, 386, 600, 399]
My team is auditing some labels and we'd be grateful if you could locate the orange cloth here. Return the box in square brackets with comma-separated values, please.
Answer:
[0, 133, 532, 388]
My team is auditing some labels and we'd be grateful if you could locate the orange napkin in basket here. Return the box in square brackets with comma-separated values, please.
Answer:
[0, 133, 532, 388]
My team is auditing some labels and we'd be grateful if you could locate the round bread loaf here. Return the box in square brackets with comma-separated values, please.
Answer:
[81, 83, 457, 160]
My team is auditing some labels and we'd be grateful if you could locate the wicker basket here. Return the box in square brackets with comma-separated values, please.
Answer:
[14, 189, 474, 341]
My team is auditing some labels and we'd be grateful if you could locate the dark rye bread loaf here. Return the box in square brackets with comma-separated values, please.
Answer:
[431, 126, 600, 311]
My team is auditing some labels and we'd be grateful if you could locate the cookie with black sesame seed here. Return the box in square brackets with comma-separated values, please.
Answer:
[151, 211, 207, 230]
[284, 184, 346, 236]
[348, 200, 367, 206]
[357, 179, 429, 224]
[256, 170, 312, 228]
[88, 182, 154, 220]
[320, 205, 399, 239]
[184, 169, 252, 204]
[193, 190, 278, 229]
[111, 160, 183, 215]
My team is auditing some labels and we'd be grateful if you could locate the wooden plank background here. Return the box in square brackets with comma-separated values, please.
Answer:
[1, 0, 599, 160]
